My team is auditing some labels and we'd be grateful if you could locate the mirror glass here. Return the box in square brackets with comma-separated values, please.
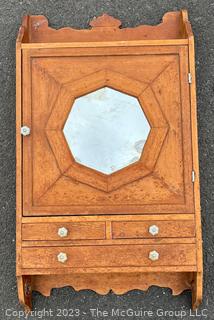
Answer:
[63, 87, 150, 175]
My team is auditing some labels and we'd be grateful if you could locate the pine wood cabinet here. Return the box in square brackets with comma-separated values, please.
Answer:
[16, 10, 203, 311]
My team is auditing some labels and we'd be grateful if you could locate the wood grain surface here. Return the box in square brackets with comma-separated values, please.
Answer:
[16, 10, 203, 311]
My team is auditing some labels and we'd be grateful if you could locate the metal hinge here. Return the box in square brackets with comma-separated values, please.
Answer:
[188, 73, 192, 84]
[192, 170, 195, 183]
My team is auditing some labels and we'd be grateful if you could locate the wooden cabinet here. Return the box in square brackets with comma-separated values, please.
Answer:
[16, 10, 203, 311]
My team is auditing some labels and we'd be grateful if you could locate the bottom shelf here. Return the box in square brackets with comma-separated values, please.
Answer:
[17, 271, 203, 312]
[32, 272, 192, 296]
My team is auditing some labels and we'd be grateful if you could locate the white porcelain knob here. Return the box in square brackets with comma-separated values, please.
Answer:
[21, 126, 30, 136]
[149, 225, 159, 236]
[149, 250, 159, 261]
[57, 252, 68, 263]
[58, 227, 68, 238]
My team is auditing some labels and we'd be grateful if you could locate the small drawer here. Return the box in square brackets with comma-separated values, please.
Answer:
[22, 221, 106, 241]
[22, 244, 196, 269]
[112, 220, 195, 239]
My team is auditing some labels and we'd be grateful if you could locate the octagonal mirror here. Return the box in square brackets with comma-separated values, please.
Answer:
[63, 87, 150, 175]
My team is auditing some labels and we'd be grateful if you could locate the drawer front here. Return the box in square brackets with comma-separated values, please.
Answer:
[22, 244, 196, 269]
[22, 222, 106, 241]
[112, 220, 195, 239]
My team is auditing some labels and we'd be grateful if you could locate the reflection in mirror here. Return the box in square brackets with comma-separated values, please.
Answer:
[63, 87, 150, 174]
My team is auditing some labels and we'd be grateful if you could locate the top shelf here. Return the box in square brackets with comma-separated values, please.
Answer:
[17, 10, 193, 47]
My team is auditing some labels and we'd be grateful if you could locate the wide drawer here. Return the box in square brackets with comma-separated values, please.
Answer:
[22, 222, 106, 241]
[21, 244, 196, 269]
[112, 220, 195, 239]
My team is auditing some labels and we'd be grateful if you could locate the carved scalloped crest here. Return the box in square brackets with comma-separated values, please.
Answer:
[90, 14, 122, 28]
[20, 11, 191, 43]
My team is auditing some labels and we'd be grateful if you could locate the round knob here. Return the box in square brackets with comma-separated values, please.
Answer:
[149, 225, 159, 236]
[57, 252, 68, 263]
[149, 250, 159, 261]
[58, 227, 68, 238]
[21, 126, 30, 136]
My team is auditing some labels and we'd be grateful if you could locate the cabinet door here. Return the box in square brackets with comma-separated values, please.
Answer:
[22, 46, 194, 215]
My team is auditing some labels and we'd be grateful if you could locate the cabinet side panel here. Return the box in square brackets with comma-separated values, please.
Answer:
[188, 37, 203, 274]
[16, 41, 22, 275]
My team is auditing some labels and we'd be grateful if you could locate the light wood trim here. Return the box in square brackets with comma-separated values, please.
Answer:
[187, 16, 203, 275]
[23, 206, 195, 216]
[23, 45, 182, 58]
[16, 17, 27, 275]
[21, 39, 189, 49]
[19, 266, 197, 275]
[22, 214, 195, 223]
[22, 238, 196, 247]
[183, 10, 203, 307]
[105, 221, 112, 240]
